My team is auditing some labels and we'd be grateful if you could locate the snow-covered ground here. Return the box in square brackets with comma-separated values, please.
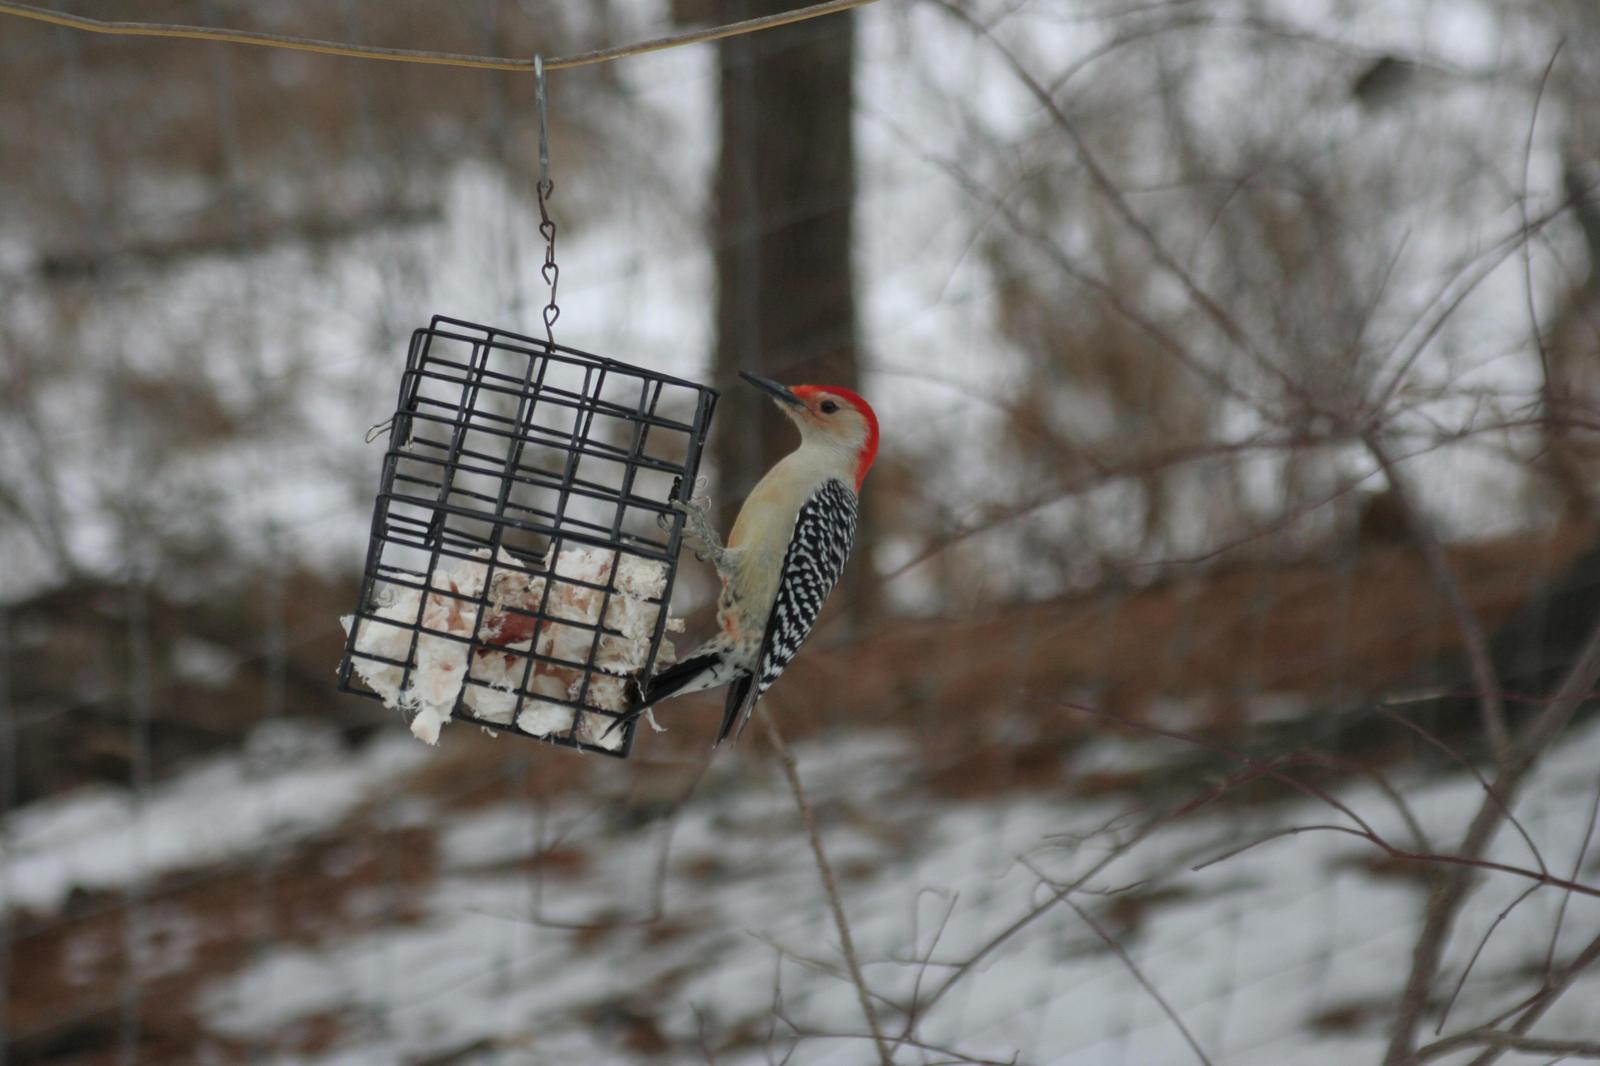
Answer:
[8, 713, 1598, 1063]
[2, 723, 424, 916]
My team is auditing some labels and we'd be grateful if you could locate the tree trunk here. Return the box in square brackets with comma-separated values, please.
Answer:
[711, 0, 875, 618]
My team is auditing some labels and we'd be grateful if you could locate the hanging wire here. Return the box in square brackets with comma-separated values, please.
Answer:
[535, 55, 551, 193]
[0, 0, 878, 72]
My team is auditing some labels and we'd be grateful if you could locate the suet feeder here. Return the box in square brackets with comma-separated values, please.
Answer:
[338, 316, 718, 757]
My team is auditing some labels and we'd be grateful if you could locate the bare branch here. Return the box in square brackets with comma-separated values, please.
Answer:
[927, 0, 1317, 411]
[1382, 618, 1600, 1063]
[758, 708, 894, 1066]
[1541, 775, 1600, 978]
[1420, 1027, 1600, 1062]
[1518, 43, 1567, 391]
[1373, 707, 1545, 875]
[1062, 894, 1215, 1066]
[1459, 933, 1600, 1065]
[1363, 430, 1511, 763]
[1371, 182, 1596, 411]
[1435, 883, 1543, 1033]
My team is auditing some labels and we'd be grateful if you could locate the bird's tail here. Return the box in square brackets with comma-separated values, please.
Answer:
[639, 651, 725, 706]
[716, 674, 756, 746]
[622, 641, 757, 746]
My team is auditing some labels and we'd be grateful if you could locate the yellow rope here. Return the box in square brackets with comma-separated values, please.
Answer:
[0, 0, 877, 72]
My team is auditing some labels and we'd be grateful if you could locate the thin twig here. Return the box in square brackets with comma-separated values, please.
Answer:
[1518, 43, 1566, 391]
[1059, 890, 1215, 1066]
[1542, 775, 1600, 978]
[907, 819, 1154, 1028]
[1435, 882, 1542, 1033]
[1044, 699, 1594, 909]
[0, 0, 877, 72]
[1382, 618, 1600, 1064]
[1418, 1027, 1600, 1062]
[1373, 707, 1544, 875]
[759, 708, 894, 1066]
[774, 1008, 1019, 1066]
[896, 890, 961, 1039]
[1191, 823, 1600, 900]
[885, 120, 1267, 418]
[927, 0, 1315, 410]
[1049, 698, 1386, 839]
[1037, 693, 1600, 1060]
[748, 931, 907, 1016]
[1363, 430, 1511, 763]
[1462, 931, 1600, 1066]
[758, 934, 1019, 1065]
[1370, 178, 1598, 412]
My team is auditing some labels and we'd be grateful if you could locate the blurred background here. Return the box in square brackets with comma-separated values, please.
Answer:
[6, 1, 1600, 1063]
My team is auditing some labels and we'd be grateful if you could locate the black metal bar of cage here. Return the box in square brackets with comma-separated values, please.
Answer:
[337, 315, 718, 758]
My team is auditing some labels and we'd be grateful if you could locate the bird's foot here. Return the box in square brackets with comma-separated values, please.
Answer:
[672, 496, 726, 564]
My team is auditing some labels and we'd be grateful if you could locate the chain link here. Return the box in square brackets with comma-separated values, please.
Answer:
[536, 179, 560, 346]
[534, 55, 560, 347]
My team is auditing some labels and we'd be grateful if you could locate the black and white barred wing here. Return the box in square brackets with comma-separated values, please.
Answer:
[757, 478, 859, 695]
[718, 477, 858, 742]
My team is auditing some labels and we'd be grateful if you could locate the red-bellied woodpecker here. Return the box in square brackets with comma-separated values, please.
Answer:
[625, 371, 879, 744]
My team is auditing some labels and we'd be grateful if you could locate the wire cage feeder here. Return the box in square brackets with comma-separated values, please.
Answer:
[338, 316, 719, 758]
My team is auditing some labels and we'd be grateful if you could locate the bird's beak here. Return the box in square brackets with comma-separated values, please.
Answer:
[739, 371, 803, 408]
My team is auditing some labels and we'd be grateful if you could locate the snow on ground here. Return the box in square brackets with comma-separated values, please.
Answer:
[80, 716, 1583, 1065]
[1, 721, 427, 915]
[3, 680, 1596, 1062]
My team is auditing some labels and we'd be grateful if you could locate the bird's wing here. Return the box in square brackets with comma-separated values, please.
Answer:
[720, 477, 859, 743]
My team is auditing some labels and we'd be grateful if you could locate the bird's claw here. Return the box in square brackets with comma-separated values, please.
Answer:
[671, 496, 722, 561]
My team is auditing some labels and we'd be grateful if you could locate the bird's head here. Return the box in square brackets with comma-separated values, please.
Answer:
[739, 372, 879, 490]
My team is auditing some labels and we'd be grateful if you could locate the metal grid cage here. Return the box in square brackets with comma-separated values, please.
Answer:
[337, 316, 719, 758]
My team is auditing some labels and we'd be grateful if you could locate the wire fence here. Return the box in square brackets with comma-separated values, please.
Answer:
[5, 1, 1600, 1064]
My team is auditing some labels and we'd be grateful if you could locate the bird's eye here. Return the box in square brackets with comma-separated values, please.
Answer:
[820, 400, 839, 414]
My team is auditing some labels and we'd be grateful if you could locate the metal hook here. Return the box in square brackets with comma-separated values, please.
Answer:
[364, 416, 394, 444]
[534, 54, 551, 195]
